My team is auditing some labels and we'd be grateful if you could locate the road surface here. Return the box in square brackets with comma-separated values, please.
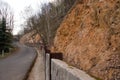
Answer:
[0, 43, 37, 80]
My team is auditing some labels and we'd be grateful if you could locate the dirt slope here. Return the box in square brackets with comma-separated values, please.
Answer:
[52, 0, 120, 80]
[20, 31, 41, 45]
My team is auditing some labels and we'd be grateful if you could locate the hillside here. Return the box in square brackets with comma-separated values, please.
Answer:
[52, 0, 120, 80]
[20, 31, 41, 45]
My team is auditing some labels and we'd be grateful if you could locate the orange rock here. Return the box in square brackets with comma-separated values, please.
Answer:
[52, 0, 120, 80]
[20, 31, 41, 45]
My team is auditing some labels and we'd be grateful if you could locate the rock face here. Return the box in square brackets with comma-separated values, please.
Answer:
[20, 31, 41, 45]
[52, 0, 120, 80]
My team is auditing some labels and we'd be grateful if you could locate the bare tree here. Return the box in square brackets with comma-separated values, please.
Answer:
[0, 1, 14, 33]
[24, 0, 76, 48]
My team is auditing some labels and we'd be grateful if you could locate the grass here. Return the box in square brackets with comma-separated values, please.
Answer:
[0, 47, 19, 59]
[90, 74, 103, 80]
[95, 77, 102, 80]
[68, 65, 74, 69]
[94, 77, 102, 80]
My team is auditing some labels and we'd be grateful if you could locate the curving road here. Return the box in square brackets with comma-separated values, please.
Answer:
[0, 43, 37, 80]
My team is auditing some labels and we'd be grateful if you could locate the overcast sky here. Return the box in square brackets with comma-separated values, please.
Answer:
[2, 0, 54, 35]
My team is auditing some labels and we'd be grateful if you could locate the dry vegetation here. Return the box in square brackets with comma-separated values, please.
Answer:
[24, 0, 76, 48]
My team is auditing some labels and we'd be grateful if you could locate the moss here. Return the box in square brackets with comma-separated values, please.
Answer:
[90, 74, 103, 80]
[95, 77, 102, 80]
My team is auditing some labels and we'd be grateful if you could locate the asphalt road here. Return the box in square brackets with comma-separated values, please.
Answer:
[0, 43, 37, 80]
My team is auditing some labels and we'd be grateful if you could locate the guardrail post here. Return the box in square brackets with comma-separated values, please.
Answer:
[46, 53, 50, 80]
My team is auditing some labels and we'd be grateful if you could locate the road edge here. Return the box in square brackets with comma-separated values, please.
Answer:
[23, 48, 38, 80]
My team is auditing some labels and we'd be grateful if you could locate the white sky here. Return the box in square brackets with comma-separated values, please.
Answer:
[2, 0, 54, 35]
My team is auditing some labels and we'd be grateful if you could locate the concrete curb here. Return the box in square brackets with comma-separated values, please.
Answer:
[27, 48, 46, 80]
[23, 49, 38, 80]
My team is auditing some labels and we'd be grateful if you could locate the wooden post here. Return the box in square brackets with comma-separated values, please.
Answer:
[2, 50, 4, 57]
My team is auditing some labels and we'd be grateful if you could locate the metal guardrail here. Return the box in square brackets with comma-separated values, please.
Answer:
[42, 48, 95, 80]
[42, 48, 63, 80]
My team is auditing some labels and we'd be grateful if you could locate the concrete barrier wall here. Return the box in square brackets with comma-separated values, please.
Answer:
[51, 59, 96, 80]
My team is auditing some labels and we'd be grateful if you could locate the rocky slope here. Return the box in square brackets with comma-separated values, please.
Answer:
[52, 0, 120, 80]
[20, 31, 41, 45]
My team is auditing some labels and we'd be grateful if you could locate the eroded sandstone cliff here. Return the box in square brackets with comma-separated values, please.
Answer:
[52, 0, 120, 80]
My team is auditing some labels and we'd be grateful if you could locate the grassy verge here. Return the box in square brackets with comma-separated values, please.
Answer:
[0, 47, 19, 59]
